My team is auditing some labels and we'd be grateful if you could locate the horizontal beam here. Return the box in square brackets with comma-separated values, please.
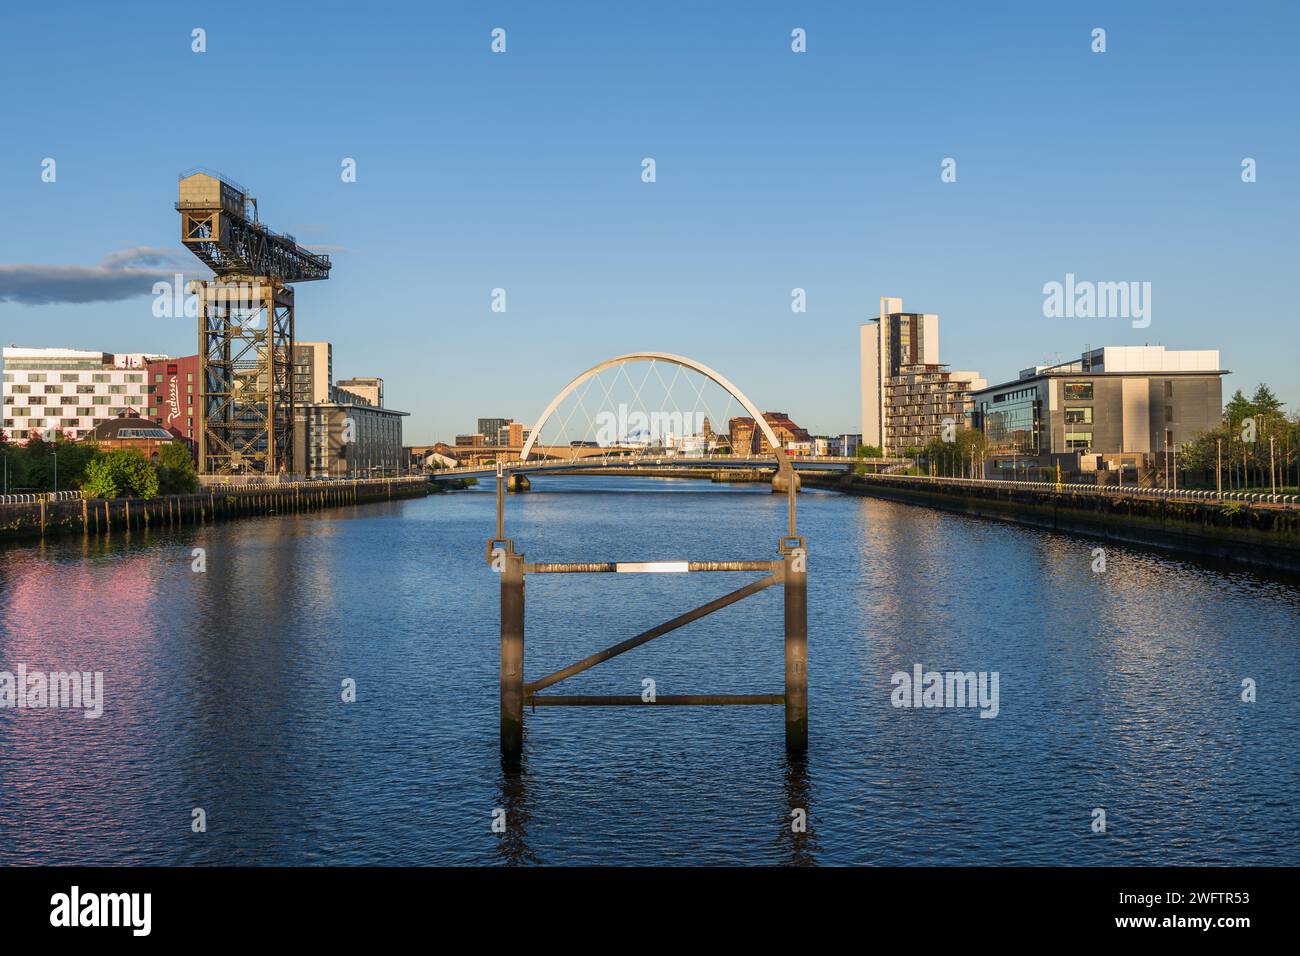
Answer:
[524, 574, 777, 694]
[523, 560, 778, 574]
[528, 694, 784, 706]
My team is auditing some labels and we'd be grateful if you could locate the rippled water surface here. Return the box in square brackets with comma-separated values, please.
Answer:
[1, 477, 1296, 865]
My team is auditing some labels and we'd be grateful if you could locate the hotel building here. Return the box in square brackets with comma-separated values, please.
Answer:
[145, 354, 201, 450]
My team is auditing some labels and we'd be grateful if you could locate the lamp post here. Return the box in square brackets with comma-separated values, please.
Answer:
[1216, 438, 1222, 497]
[1270, 435, 1276, 495]
[52, 449, 58, 493]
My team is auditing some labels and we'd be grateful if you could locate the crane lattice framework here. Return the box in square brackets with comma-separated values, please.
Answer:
[176, 169, 331, 475]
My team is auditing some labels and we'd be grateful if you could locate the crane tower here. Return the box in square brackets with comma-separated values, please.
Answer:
[176, 169, 331, 476]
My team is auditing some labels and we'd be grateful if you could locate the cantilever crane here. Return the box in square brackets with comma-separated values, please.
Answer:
[176, 169, 331, 476]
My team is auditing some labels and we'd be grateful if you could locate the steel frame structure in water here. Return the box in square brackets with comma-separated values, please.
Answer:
[487, 353, 808, 757]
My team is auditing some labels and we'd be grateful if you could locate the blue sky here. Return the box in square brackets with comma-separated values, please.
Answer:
[1, 1, 1296, 442]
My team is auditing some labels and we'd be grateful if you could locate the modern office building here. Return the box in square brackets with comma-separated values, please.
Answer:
[2, 347, 165, 442]
[477, 418, 510, 444]
[834, 433, 863, 457]
[338, 377, 383, 408]
[971, 345, 1227, 476]
[860, 298, 984, 453]
[293, 383, 408, 478]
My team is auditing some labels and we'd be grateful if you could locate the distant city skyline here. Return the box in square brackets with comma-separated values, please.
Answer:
[1, 2, 1296, 444]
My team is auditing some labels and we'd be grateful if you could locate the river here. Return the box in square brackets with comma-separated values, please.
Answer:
[1, 476, 1296, 865]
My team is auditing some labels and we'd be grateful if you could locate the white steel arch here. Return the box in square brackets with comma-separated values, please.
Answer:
[520, 352, 791, 474]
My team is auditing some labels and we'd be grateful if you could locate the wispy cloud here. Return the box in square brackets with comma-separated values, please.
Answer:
[0, 247, 208, 306]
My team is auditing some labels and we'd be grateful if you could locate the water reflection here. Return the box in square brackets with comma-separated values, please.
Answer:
[1, 477, 1296, 865]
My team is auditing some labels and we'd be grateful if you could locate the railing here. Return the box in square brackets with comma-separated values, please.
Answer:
[430, 455, 909, 475]
[0, 490, 86, 504]
[0, 477, 427, 506]
[855, 473, 1300, 507]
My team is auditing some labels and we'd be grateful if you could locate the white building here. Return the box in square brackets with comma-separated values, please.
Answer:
[2, 347, 167, 442]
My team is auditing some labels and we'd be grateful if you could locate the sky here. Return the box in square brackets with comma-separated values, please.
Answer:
[1, 0, 1296, 444]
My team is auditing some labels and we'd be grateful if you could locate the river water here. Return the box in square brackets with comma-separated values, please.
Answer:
[1, 476, 1296, 865]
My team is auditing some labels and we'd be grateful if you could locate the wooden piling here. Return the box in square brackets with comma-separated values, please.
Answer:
[783, 548, 809, 754]
[500, 549, 525, 756]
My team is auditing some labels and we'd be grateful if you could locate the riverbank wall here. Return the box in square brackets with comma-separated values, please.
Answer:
[0, 477, 432, 542]
[804, 474, 1300, 574]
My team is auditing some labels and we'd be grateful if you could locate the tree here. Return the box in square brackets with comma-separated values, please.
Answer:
[1224, 389, 1255, 425]
[82, 449, 160, 500]
[1250, 383, 1284, 418]
[855, 444, 884, 459]
[156, 441, 199, 494]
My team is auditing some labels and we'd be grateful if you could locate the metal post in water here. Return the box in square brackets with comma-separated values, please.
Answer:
[500, 548, 525, 756]
[783, 543, 808, 754]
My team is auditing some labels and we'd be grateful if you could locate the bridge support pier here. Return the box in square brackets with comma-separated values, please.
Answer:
[783, 544, 808, 754]
[506, 474, 531, 493]
[500, 547, 525, 756]
[771, 471, 801, 495]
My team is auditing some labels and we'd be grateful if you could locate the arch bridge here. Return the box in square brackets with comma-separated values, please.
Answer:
[430, 351, 905, 485]
[484, 352, 812, 759]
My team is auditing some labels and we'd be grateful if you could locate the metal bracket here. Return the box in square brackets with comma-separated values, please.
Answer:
[486, 537, 516, 567]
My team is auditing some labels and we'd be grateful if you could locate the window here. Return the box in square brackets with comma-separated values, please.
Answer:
[92, 396, 111, 405]
[78, 407, 93, 417]
[1164, 380, 1173, 399]
[44, 384, 61, 394]
[1164, 405, 1174, 422]
[187, 373, 194, 382]
[154, 374, 163, 383]
[61, 373, 80, 383]
[1064, 407, 1093, 424]
[92, 374, 110, 383]
[12, 384, 29, 394]
[1065, 431, 1093, 450]
[76, 384, 95, 394]
[108, 384, 127, 394]
[28, 374, 46, 383]
[1063, 382, 1093, 401]
[125, 373, 142, 383]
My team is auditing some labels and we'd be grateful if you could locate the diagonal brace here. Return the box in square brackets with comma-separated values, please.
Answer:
[524, 574, 777, 695]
